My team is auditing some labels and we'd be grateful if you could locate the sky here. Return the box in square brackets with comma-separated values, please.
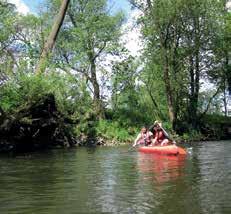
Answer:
[9, 0, 132, 15]
[22, 0, 45, 14]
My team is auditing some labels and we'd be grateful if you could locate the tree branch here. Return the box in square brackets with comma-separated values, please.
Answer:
[93, 41, 107, 61]
[201, 84, 222, 117]
[61, 53, 91, 81]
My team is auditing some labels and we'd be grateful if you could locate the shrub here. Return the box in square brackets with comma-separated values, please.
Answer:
[0, 71, 92, 116]
[95, 119, 138, 142]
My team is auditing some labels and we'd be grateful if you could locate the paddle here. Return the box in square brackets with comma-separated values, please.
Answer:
[128, 144, 136, 151]
[129, 136, 149, 151]
[149, 122, 176, 145]
[160, 126, 176, 144]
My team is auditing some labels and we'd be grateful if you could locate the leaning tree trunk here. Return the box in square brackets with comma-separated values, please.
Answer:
[35, 0, 70, 74]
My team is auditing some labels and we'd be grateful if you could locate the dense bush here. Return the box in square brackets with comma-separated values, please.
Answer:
[0, 71, 92, 116]
[199, 114, 231, 140]
[0, 72, 138, 145]
[95, 119, 138, 142]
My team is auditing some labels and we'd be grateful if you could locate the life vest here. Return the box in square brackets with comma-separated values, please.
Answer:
[154, 130, 165, 143]
[141, 132, 151, 144]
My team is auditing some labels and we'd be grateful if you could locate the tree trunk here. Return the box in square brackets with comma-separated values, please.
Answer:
[188, 15, 201, 129]
[224, 54, 229, 116]
[223, 83, 227, 117]
[163, 51, 175, 125]
[90, 60, 105, 119]
[188, 52, 200, 129]
[35, 0, 70, 74]
[194, 50, 200, 110]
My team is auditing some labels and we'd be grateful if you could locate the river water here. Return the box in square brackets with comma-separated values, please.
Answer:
[0, 141, 231, 214]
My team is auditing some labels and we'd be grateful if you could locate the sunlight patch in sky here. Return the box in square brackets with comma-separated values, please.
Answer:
[8, 0, 30, 15]
[227, 1, 231, 10]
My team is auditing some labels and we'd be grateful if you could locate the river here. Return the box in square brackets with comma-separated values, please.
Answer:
[0, 141, 230, 214]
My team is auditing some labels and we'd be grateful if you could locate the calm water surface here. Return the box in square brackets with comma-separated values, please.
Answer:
[0, 141, 231, 214]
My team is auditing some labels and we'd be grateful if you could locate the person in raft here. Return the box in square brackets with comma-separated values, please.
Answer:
[133, 126, 153, 147]
[150, 121, 171, 146]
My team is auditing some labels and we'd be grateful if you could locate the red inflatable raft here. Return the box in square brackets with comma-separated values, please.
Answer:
[138, 145, 187, 155]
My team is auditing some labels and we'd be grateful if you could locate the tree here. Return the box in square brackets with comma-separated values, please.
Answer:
[35, 0, 70, 74]
[132, 0, 227, 131]
[53, 0, 124, 118]
[210, 2, 231, 116]
[111, 56, 155, 126]
[0, 1, 17, 83]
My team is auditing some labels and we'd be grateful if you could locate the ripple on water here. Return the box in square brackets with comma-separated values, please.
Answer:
[0, 142, 231, 213]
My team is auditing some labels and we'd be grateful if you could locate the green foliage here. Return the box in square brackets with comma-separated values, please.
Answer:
[72, 109, 97, 138]
[132, 0, 230, 131]
[198, 89, 223, 115]
[0, 71, 92, 116]
[0, 1, 17, 44]
[54, 0, 125, 68]
[95, 119, 137, 142]
[140, 60, 169, 120]
[110, 57, 154, 127]
[0, 1, 18, 77]
[202, 114, 231, 125]
[16, 14, 47, 64]
[199, 114, 231, 140]
[181, 130, 203, 142]
[1, 0, 231, 145]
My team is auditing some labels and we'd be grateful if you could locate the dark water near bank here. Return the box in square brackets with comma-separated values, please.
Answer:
[0, 141, 231, 214]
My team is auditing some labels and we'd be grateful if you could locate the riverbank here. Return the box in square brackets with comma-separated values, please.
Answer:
[1, 106, 231, 153]
[1, 73, 230, 153]
[1, 114, 230, 153]
[0, 92, 135, 152]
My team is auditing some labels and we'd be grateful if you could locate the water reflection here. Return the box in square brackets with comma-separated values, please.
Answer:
[0, 142, 231, 214]
[0, 151, 66, 214]
[137, 153, 186, 184]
